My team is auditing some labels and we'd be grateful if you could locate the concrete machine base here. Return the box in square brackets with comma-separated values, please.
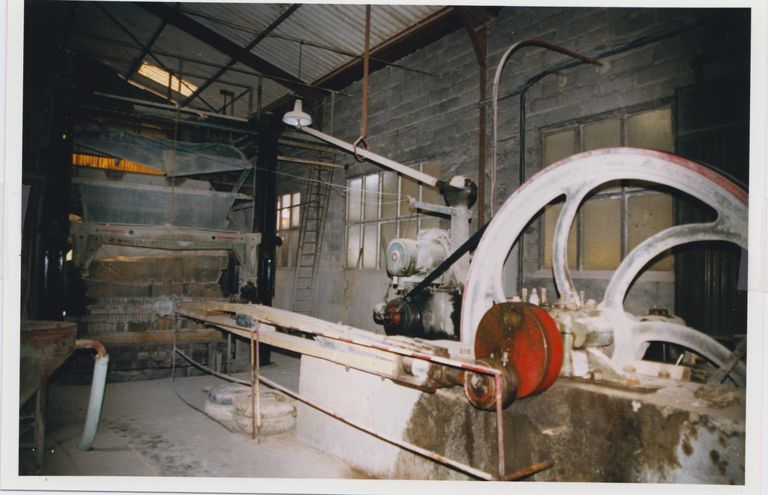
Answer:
[296, 356, 744, 483]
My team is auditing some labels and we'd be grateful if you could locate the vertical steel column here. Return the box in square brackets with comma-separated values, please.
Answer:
[37, 99, 72, 320]
[253, 110, 278, 365]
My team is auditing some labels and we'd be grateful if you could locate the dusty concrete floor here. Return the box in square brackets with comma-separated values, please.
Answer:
[28, 351, 370, 478]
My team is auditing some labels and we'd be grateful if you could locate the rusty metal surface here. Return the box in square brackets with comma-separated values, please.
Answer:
[471, 303, 563, 404]
[70, 222, 260, 281]
[20, 321, 78, 405]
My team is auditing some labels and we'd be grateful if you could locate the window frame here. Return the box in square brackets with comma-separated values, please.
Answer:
[345, 163, 442, 270]
[537, 102, 676, 277]
[276, 192, 301, 268]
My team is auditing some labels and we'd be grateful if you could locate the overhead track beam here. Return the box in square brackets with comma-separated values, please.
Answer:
[137, 2, 325, 102]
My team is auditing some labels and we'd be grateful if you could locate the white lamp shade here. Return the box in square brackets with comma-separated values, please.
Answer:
[282, 99, 313, 127]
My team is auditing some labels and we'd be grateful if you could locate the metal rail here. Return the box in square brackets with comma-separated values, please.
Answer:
[173, 347, 495, 480]
[174, 301, 533, 480]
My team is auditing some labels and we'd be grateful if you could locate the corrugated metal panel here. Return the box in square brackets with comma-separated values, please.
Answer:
[152, 25, 229, 76]
[262, 4, 442, 85]
[178, 3, 290, 47]
[67, 3, 444, 114]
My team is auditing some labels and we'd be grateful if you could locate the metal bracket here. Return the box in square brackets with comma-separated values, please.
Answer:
[70, 222, 261, 281]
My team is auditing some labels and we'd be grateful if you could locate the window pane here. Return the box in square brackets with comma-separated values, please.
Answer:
[398, 218, 418, 240]
[280, 207, 291, 230]
[291, 205, 300, 228]
[380, 222, 397, 270]
[363, 173, 380, 222]
[543, 129, 578, 166]
[363, 224, 378, 269]
[628, 193, 674, 270]
[422, 162, 442, 205]
[627, 108, 673, 152]
[583, 118, 621, 150]
[347, 178, 362, 223]
[583, 198, 622, 269]
[346, 225, 361, 269]
[401, 177, 419, 217]
[282, 193, 292, 208]
[292, 192, 301, 206]
[543, 202, 577, 269]
[288, 230, 298, 268]
[381, 172, 398, 219]
[278, 232, 290, 268]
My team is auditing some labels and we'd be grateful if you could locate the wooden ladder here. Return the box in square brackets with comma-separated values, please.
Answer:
[291, 167, 334, 315]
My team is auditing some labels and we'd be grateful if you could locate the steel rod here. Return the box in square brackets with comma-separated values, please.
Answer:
[176, 302, 512, 479]
[495, 373, 505, 479]
[250, 330, 256, 439]
[256, 330, 262, 432]
[173, 347, 495, 480]
[93, 92, 250, 122]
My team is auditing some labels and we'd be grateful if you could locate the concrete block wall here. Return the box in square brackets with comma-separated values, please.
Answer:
[273, 7, 750, 330]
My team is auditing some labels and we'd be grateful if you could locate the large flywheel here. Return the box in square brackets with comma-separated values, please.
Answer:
[462, 148, 748, 386]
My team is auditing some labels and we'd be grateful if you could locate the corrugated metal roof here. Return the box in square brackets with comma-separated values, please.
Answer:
[66, 3, 445, 118]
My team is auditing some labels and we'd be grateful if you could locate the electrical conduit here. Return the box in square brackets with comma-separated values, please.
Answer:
[75, 339, 109, 450]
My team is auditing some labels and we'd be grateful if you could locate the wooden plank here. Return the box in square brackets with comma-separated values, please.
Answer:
[88, 330, 224, 345]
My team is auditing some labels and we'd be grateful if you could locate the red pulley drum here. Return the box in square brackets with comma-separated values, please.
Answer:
[467, 302, 563, 408]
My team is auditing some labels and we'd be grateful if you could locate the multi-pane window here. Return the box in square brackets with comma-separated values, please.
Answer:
[346, 163, 441, 269]
[276, 192, 301, 268]
[541, 106, 675, 271]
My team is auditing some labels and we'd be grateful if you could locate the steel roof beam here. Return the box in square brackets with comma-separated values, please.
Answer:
[94, 2, 218, 113]
[315, 6, 461, 91]
[182, 4, 300, 108]
[137, 2, 325, 102]
[124, 15, 171, 80]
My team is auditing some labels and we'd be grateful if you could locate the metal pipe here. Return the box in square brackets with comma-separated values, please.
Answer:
[494, 373, 505, 479]
[490, 39, 601, 217]
[354, 5, 372, 153]
[250, 330, 257, 439]
[75, 339, 109, 450]
[504, 459, 554, 481]
[256, 331, 261, 431]
[516, 90, 526, 294]
[93, 92, 250, 123]
[299, 126, 438, 187]
[173, 347, 496, 480]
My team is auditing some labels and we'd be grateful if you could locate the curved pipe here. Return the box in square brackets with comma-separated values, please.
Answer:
[75, 339, 109, 450]
[490, 39, 601, 216]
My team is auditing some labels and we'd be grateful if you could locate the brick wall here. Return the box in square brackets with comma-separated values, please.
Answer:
[273, 7, 750, 330]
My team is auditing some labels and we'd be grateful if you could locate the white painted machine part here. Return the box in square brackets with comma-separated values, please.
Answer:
[462, 148, 747, 384]
[300, 126, 439, 188]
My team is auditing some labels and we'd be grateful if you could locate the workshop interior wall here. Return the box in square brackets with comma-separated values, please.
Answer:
[273, 7, 750, 332]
